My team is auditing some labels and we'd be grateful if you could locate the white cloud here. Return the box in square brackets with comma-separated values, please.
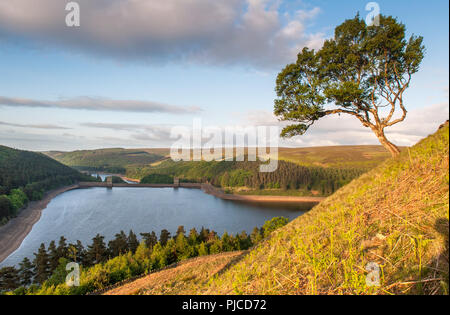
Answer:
[0, 0, 324, 68]
[239, 102, 449, 147]
[0, 96, 201, 114]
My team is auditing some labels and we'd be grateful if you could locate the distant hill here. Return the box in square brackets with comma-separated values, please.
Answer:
[278, 145, 397, 169]
[44, 148, 168, 174]
[0, 145, 93, 222]
[110, 122, 449, 295]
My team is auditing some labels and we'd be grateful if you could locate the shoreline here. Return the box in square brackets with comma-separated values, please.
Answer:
[200, 183, 325, 203]
[0, 184, 80, 264]
[0, 183, 323, 264]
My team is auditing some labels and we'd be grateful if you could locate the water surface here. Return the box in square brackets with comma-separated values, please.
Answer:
[2, 187, 313, 266]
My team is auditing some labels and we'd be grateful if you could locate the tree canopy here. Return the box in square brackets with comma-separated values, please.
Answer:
[274, 15, 425, 157]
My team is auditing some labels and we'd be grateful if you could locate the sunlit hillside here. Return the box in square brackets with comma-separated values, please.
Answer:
[110, 122, 449, 295]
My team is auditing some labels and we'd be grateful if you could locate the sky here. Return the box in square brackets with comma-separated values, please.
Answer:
[0, 0, 448, 151]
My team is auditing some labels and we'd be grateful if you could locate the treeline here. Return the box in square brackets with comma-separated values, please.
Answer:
[0, 145, 96, 223]
[134, 159, 366, 196]
[0, 217, 289, 295]
[140, 174, 174, 184]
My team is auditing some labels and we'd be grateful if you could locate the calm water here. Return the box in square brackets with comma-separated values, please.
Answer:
[2, 187, 313, 266]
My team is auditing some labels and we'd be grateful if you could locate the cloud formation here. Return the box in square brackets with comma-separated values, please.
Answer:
[241, 102, 449, 147]
[0, 96, 201, 114]
[0, 0, 323, 68]
[0, 121, 70, 130]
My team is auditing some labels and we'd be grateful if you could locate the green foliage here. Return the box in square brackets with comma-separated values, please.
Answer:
[7, 189, 28, 215]
[274, 14, 425, 156]
[130, 159, 364, 197]
[1, 217, 291, 295]
[0, 145, 95, 222]
[140, 174, 174, 184]
[262, 217, 290, 238]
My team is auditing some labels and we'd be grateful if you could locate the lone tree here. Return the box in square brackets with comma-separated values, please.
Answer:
[274, 15, 424, 157]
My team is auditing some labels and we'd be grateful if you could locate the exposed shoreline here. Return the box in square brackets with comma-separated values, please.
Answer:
[0, 183, 323, 264]
[200, 183, 325, 203]
[0, 184, 80, 264]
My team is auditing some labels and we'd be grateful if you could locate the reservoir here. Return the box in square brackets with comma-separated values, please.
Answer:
[1, 187, 314, 267]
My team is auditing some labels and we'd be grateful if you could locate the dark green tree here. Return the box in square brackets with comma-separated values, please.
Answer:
[108, 230, 128, 257]
[159, 229, 171, 246]
[0, 266, 20, 291]
[127, 230, 139, 254]
[0, 195, 13, 220]
[87, 234, 107, 265]
[18, 257, 35, 287]
[33, 243, 50, 284]
[48, 240, 59, 273]
[140, 231, 158, 250]
[274, 15, 425, 157]
[57, 236, 69, 259]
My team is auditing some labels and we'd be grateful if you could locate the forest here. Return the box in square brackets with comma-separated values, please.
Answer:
[0, 217, 289, 295]
[134, 159, 366, 196]
[0, 145, 95, 224]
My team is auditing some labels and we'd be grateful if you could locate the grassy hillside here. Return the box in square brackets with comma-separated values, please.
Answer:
[46, 146, 390, 176]
[44, 148, 167, 173]
[278, 145, 395, 169]
[118, 122, 448, 295]
[103, 252, 245, 295]
[200, 123, 448, 295]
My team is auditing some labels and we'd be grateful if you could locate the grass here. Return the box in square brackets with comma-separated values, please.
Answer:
[197, 123, 448, 295]
[278, 145, 395, 169]
[112, 123, 448, 295]
[103, 251, 246, 295]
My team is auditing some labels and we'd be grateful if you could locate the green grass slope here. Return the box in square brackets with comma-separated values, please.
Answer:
[278, 145, 395, 169]
[198, 123, 449, 295]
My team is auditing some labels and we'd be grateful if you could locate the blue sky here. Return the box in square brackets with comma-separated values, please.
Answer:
[0, 0, 448, 151]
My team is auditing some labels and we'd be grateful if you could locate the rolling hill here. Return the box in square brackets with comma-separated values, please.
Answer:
[44, 148, 168, 173]
[108, 122, 449, 295]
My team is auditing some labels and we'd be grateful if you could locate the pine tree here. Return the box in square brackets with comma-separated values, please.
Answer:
[198, 242, 208, 256]
[188, 228, 199, 245]
[57, 236, 68, 259]
[18, 257, 35, 287]
[33, 243, 50, 284]
[87, 234, 107, 265]
[175, 225, 186, 239]
[140, 232, 158, 250]
[108, 230, 128, 257]
[127, 230, 139, 254]
[47, 240, 59, 273]
[0, 266, 20, 291]
[159, 229, 171, 246]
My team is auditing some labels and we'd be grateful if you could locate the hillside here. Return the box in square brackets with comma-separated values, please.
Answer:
[278, 145, 395, 169]
[44, 148, 168, 173]
[111, 122, 449, 295]
[0, 145, 93, 223]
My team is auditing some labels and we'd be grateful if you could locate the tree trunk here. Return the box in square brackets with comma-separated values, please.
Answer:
[375, 130, 401, 158]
